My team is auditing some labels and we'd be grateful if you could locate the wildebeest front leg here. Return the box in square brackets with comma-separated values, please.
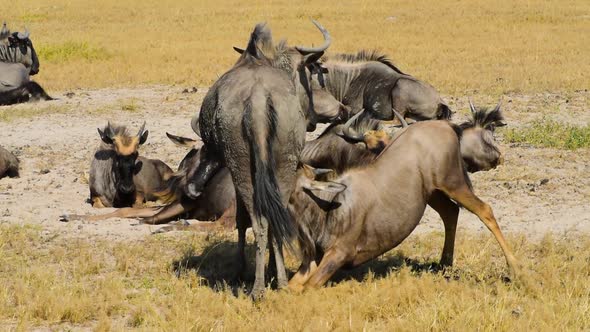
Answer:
[140, 201, 187, 225]
[428, 191, 459, 267]
[301, 248, 348, 290]
[91, 196, 108, 208]
[250, 214, 269, 300]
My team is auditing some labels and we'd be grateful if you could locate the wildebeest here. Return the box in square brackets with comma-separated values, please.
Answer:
[186, 21, 334, 298]
[314, 50, 451, 122]
[89, 122, 174, 208]
[0, 24, 52, 105]
[287, 119, 518, 291]
[0, 145, 19, 179]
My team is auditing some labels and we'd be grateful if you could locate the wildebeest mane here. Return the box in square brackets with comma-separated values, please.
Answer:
[459, 107, 505, 130]
[329, 50, 407, 75]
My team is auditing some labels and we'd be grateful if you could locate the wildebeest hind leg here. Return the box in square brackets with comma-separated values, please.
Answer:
[234, 197, 249, 282]
[268, 232, 288, 289]
[288, 260, 318, 293]
[427, 191, 459, 267]
[443, 185, 519, 275]
[249, 212, 269, 299]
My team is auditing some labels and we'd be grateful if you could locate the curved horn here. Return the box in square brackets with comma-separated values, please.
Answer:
[492, 98, 503, 113]
[468, 98, 477, 114]
[191, 113, 201, 138]
[392, 108, 408, 128]
[295, 20, 331, 54]
[16, 28, 29, 40]
[339, 109, 366, 142]
[137, 121, 146, 137]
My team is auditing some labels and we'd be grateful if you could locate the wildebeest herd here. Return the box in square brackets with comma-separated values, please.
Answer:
[0, 21, 518, 299]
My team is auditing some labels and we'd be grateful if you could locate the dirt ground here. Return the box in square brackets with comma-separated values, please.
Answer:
[0, 86, 589, 242]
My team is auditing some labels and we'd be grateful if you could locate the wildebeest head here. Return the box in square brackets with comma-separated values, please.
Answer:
[5, 28, 40, 75]
[391, 77, 451, 121]
[459, 100, 506, 172]
[98, 122, 149, 194]
[234, 21, 342, 130]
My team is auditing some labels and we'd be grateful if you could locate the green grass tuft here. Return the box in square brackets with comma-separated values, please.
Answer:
[37, 41, 110, 63]
[503, 118, 590, 149]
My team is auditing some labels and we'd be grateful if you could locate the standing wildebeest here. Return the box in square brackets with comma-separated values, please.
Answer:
[314, 50, 451, 122]
[186, 21, 333, 298]
[287, 119, 517, 291]
[0, 145, 19, 179]
[0, 25, 52, 105]
[89, 122, 174, 208]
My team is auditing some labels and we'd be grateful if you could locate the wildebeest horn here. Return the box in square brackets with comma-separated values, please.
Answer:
[468, 98, 477, 114]
[493, 98, 502, 113]
[392, 108, 408, 128]
[191, 113, 201, 138]
[0, 22, 8, 38]
[312, 168, 333, 176]
[16, 28, 29, 39]
[137, 121, 146, 137]
[295, 20, 331, 54]
[339, 109, 366, 142]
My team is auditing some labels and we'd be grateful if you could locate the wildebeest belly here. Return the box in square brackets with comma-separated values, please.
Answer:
[0, 62, 29, 92]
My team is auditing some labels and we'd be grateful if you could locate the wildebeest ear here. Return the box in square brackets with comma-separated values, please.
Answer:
[304, 180, 347, 194]
[233, 46, 245, 54]
[303, 51, 324, 65]
[97, 128, 113, 145]
[134, 160, 143, 175]
[139, 130, 149, 145]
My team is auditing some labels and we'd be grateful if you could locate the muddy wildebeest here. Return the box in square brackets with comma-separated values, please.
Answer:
[0, 25, 52, 105]
[314, 50, 451, 122]
[184, 21, 334, 298]
[287, 119, 518, 291]
[0, 145, 19, 179]
[88, 122, 174, 208]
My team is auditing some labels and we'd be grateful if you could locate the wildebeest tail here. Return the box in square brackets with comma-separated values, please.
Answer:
[243, 93, 296, 253]
[0, 81, 53, 106]
[24, 81, 53, 101]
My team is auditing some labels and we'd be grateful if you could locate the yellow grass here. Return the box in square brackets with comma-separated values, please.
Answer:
[1, 224, 589, 330]
[4, 0, 590, 94]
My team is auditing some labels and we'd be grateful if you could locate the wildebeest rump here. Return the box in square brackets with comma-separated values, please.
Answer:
[0, 25, 52, 105]
[0, 145, 19, 179]
[189, 21, 334, 298]
[89, 122, 173, 208]
[287, 120, 518, 291]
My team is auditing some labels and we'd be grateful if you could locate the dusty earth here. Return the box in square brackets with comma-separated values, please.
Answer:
[0, 86, 589, 243]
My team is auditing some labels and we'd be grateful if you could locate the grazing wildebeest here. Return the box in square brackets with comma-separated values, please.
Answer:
[314, 50, 451, 122]
[0, 145, 19, 179]
[185, 21, 334, 298]
[287, 120, 518, 291]
[0, 25, 52, 105]
[89, 122, 174, 208]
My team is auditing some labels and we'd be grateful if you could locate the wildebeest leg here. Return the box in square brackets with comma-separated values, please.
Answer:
[444, 185, 519, 274]
[234, 196, 249, 282]
[250, 213, 269, 300]
[428, 191, 459, 267]
[301, 248, 348, 290]
[140, 201, 189, 225]
[91, 196, 108, 208]
[269, 232, 288, 289]
[133, 193, 145, 208]
[61, 206, 162, 222]
[288, 260, 318, 292]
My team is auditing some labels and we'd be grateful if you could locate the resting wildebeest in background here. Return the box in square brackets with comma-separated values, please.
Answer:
[314, 50, 451, 122]
[0, 145, 19, 179]
[287, 119, 517, 291]
[62, 132, 237, 226]
[186, 21, 336, 298]
[88, 122, 174, 208]
[0, 24, 52, 105]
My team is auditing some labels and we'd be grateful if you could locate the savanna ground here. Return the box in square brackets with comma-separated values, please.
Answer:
[1, 0, 590, 330]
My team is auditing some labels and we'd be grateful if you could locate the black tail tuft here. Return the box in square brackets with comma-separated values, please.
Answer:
[244, 97, 297, 253]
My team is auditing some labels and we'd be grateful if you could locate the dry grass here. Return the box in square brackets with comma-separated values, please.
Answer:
[1, 224, 589, 330]
[3, 0, 589, 94]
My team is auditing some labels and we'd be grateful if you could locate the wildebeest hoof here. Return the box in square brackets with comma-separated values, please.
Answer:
[249, 288, 266, 302]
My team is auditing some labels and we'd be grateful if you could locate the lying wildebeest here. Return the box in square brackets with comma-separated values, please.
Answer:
[287, 120, 515, 291]
[187, 21, 336, 298]
[0, 145, 19, 179]
[0, 24, 52, 105]
[89, 122, 174, 208]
